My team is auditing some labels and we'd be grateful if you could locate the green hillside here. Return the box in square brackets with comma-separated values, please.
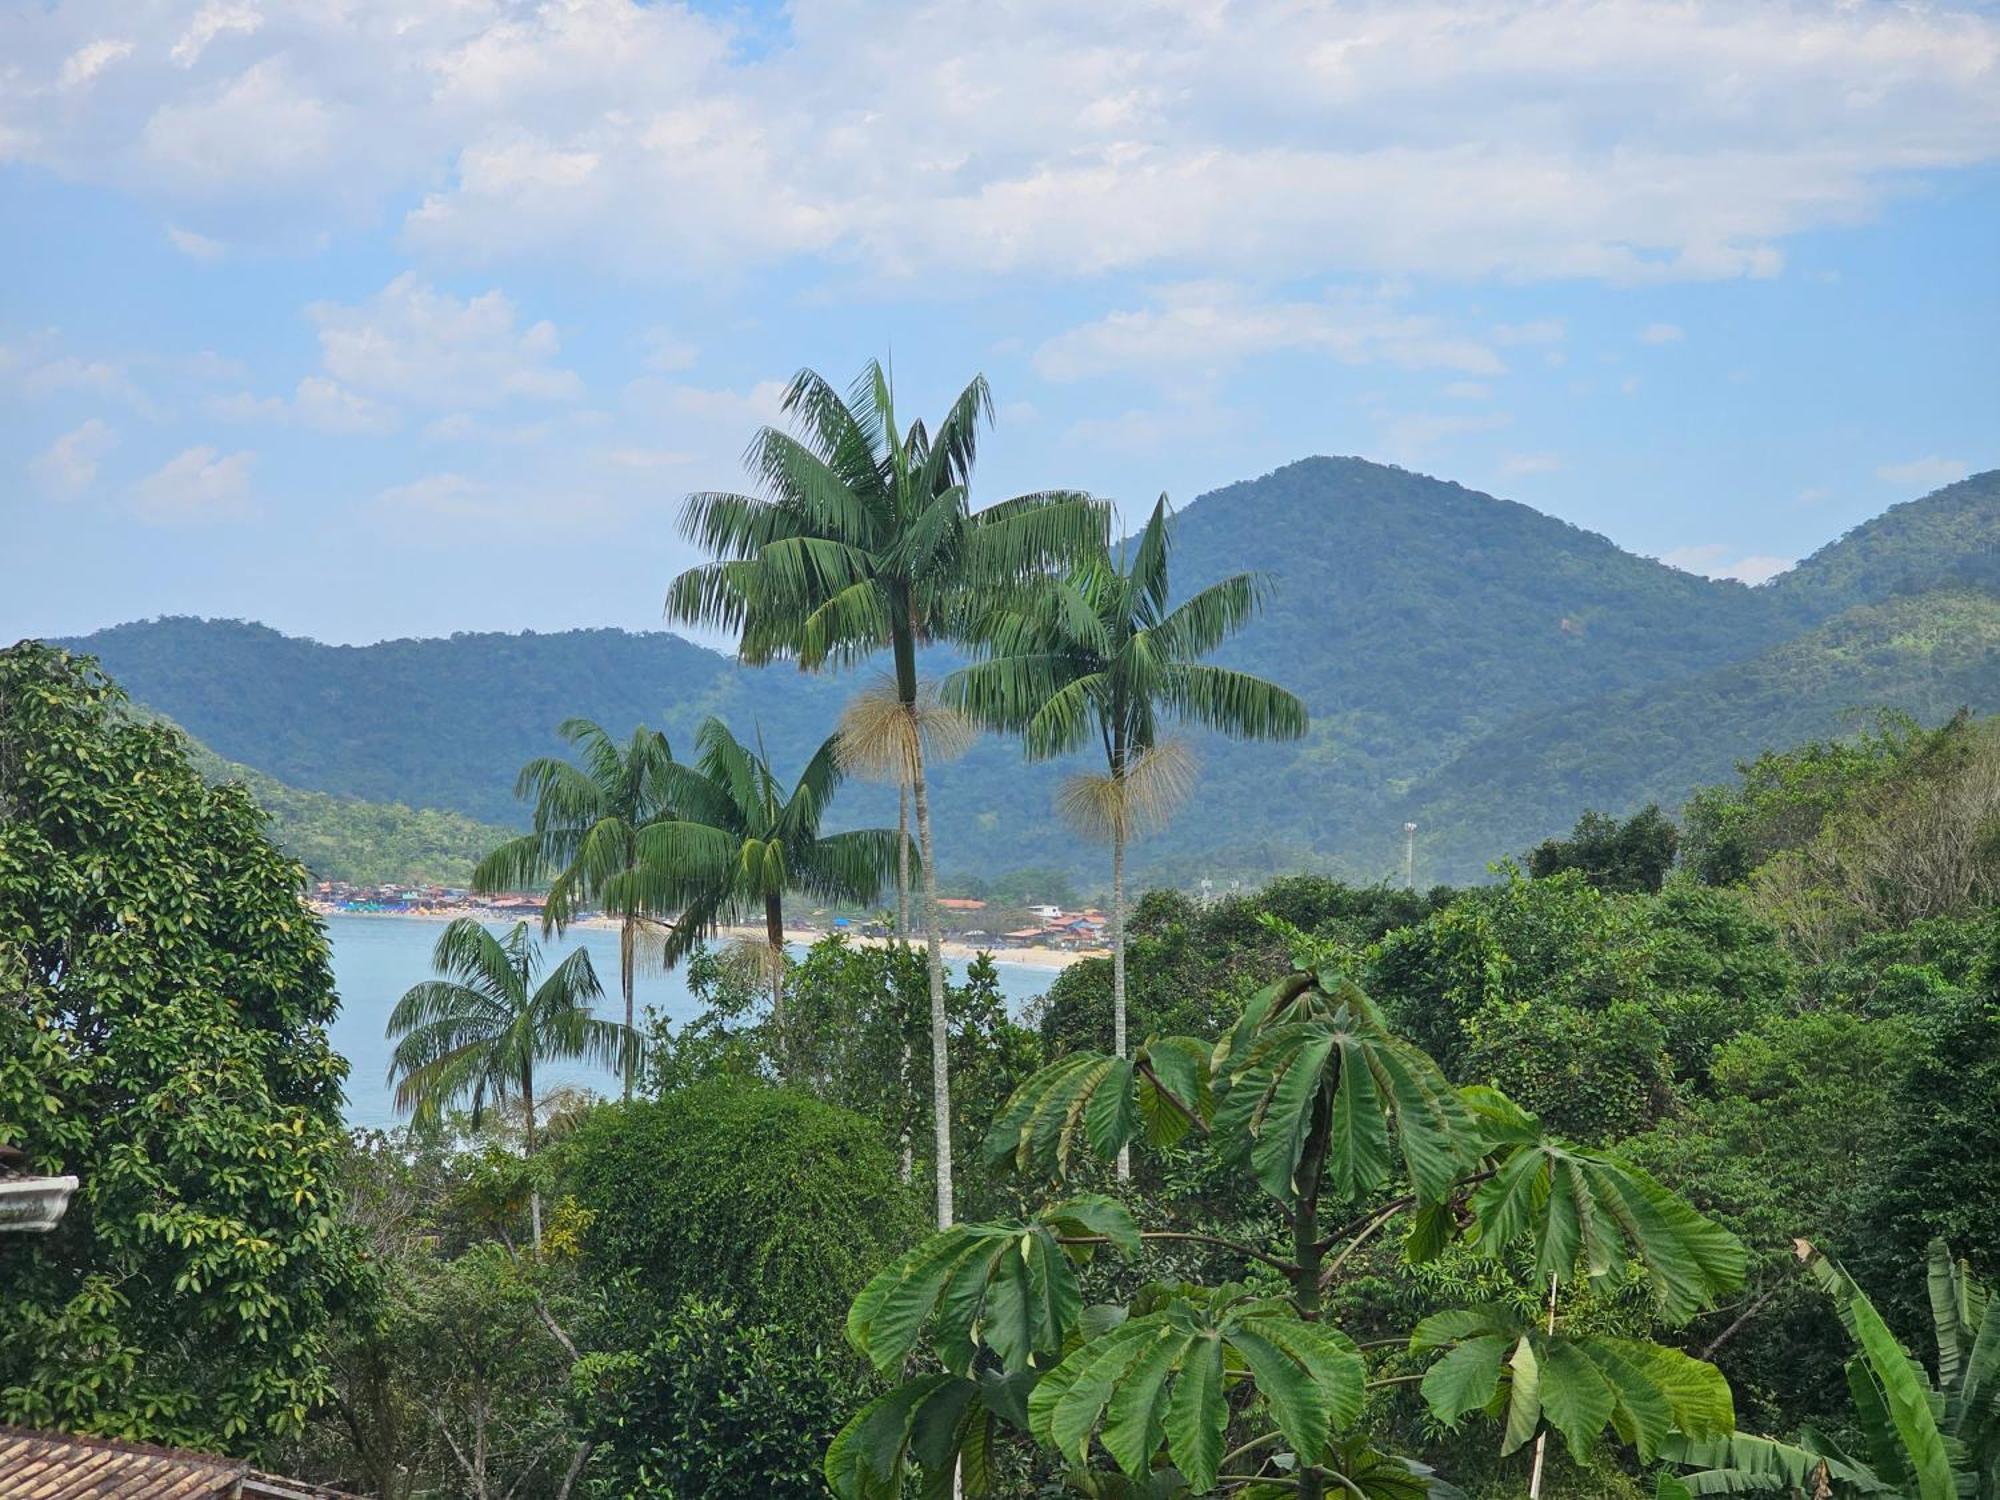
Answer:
[1776, 469, 2000, 611]
[1395, 589, 2000, 880]
[51, 458, 2000, 885]
[168, 718, 514, 886]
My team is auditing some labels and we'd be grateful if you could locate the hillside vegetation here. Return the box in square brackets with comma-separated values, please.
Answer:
[165, 715, 514, 885]
[56, 457, 2000, 884]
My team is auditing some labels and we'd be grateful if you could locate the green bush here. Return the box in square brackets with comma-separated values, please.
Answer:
[558, 1079, 922, 1339]
[577, 1296, 868, 1500]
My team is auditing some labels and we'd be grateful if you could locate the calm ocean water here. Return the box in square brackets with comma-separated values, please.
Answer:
[322, 913, 1057, 1127]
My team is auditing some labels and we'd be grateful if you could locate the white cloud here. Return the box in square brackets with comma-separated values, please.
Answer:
[1659, 544, 1793, 585]
[1442, 381, 1492, 400]
[642, 330, 699, 372]
[130, 444, 254, 522]
[166, 224, 225, 260]
[1795, 485, 1830, 506]
[1638, 322, 1685, 344]
[30, 420, 117, 495]
[377, 472, 485, 517]
[1037, 283, 1503, 382]
[208, 376, 398, 434]
[59, 39, 133, 90]
[170, 2, 262, 68]
[2, 0, 1994, 283]
[1718, 554, 1792, 585]
[307, 273, 583, 409]
[626, 377, 788, 430]
[1499, 452, 1561, 476]
[1876, 455, 1970, 489]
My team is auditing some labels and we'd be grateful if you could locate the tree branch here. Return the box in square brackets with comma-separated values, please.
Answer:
[1056, 1229, 1298, 1275]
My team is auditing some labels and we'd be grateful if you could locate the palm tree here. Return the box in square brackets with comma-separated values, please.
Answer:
[473, 718, 676, 1099]
[666, 360, 1107, 1227]
[945, 493, 1307, 1178]
[631, 716, 905, 1063]
[386, 918, 638, 1249]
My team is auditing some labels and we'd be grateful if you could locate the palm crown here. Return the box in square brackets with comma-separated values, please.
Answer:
[385, 918, 638, 1141]
[634, 717, 907, 964]
[472, 718, 677, 931]
[664, 362, 1108, 689]
[947, 492, 1308, 795]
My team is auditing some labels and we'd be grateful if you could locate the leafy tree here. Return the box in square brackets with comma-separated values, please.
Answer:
[827, 965, 1745, 1500]
[1663, 1240, 2000, 1500]
[474, 717, 678, 1097]
[574, 1296, 870, 1500]
[0, 642, 362, 1451]
[557, 1078, 924, 1342]
[386, 918, 637, 1248]
[634, 717, 903, 1057]
[948, 492, 1308, 1179]
[664, 359, 1107, 1226]
[1526, 805, 1680, 894]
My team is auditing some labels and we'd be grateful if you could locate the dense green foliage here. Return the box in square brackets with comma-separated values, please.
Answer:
[0, 643, 361, 1451]
[560, 1079, 922, 1338]
[180, 721, 513, 886]
[60, 461, 2000, 885]
[1526, 805, 1679, 893]
[830, 966, 1744, 1499]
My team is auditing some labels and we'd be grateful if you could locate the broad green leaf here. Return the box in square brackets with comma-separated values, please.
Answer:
[1099, 1323, 1189, 1475]
[1165, 1330, 1227, 1492]
[1420, 1334, 1510, 1427]
[1501, 1335, 1542, 1456]
[1084, 1057, 1141, 1158]
[1326, 1036, 1392, 1201]
[1802, 1242, 1954, 1500]
[1045, 1194, 1143, 1260]
[1537, 1339, 1614, 1461]
[1230, 1322, 1335, 1465]
[826, 1374, 959, 1500]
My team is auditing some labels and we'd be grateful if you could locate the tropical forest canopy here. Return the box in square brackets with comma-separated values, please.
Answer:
[57, 457, 2000, 887]
[9, 627, 2000, 1498]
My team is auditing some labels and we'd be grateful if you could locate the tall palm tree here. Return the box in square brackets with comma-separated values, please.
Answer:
[632, 716, 905, 1060]
[473, 718, 676, 1098]
[386, 918, 638, 1249]
[666, 360, 1107, 1227]
[946, 494, 1307, 1178]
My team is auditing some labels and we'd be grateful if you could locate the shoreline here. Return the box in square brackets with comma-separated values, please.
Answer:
[311, 904, 1099, 972]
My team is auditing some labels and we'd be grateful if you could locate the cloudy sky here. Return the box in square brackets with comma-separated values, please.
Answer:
[5, 0, 1997, 645]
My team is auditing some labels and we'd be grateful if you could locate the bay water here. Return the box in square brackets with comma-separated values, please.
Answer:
[322, 913, 1058, 1128]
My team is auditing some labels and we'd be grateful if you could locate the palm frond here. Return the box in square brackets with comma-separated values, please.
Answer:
[1159, 664, 1309, 741]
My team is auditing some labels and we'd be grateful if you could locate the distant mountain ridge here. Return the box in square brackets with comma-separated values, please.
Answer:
[50, 458, 2000, 885]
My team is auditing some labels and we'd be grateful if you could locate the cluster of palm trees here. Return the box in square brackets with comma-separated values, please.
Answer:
[386, 360, 1307, 1233]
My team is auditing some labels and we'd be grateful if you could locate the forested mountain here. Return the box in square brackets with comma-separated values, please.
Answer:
[52, 457, 2000, 885]
[165, 715, 514, 886]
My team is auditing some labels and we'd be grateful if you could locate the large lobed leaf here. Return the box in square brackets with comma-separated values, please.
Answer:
[846, 1197, 1140, 1378]
[1412, 1308, 1733, 1464]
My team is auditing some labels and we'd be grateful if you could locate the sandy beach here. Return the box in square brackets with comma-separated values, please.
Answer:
[308, 903, 1098, 972]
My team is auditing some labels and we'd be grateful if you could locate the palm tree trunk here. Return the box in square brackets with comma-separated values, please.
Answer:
[522, 1065, 542, 1254]
[897, 780, 913, 1185]
[1112, 826, 1130, 1183]
[910, 732, 954, 1229]
[619, 914, 636, 1101]
[897, 783, 911, 937]
[765, 890, 788, 1074]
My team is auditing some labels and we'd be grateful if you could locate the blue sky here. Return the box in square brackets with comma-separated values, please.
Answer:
[4, 0, 1997, 645]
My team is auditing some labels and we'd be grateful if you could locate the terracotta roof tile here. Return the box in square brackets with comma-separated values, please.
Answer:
[0, 1428, 360, 1500]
